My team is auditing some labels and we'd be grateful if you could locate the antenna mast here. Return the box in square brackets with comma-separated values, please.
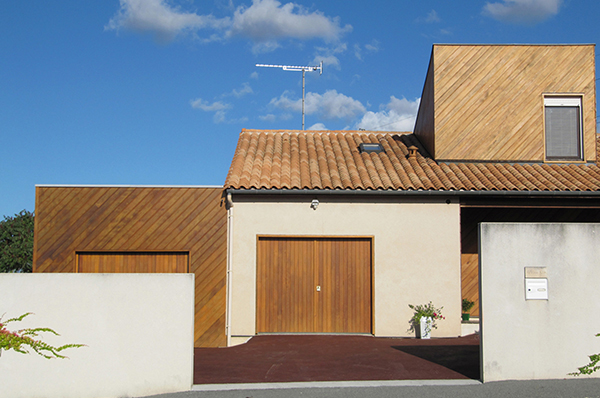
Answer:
[256, 61, 323, 130]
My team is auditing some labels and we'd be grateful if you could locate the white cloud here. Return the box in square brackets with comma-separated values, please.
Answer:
[231, 82, 253, 98]
[228, 0, 352, 42]
[364, 40, 380, 53]
[190, 97, 249, 124]
[354, 43, 362, 61]
[387, 96, 420, 115]
[313, 54, 340, 70]
[312, 43, 347, 70]
[268, 91, 301, 111]
[250, 71, 259, 79]
[105, 0, 229, 42]
[426, 10, 441, 23]
[354, 40, 380, 61]
[231, 116, 249, 124]
[190, 98, 231, 111]
[313, 91, 365, 119]
[251, 40, 281, 54]
[213, 110, 226, 123]
[259, 114, 277, 121]
[106, 0, 350, 49]
[416, 9, 441, 24]
[483, 0, 561, 24]
[212, 110, 248, 124]
[270, 89, 366, 120]
[308, 123, 328, 130]
[356, 96, 420, 132]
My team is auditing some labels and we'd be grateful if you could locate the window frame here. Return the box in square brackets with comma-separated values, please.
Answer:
[543, 95, 584, 162]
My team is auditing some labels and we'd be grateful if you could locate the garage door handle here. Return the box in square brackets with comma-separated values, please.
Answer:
[316, 285, 321, 292]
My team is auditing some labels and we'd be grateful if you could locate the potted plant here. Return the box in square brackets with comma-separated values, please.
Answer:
[462, 298, 475, 321]
[408, 302, 445, 339]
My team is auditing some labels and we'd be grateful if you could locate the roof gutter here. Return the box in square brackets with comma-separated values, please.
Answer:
[225, 188, 600, 198]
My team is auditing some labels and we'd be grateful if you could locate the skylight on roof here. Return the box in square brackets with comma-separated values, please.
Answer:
[359, 143, 384, 154]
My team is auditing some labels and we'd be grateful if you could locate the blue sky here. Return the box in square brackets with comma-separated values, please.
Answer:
[1, 0, 598, 217]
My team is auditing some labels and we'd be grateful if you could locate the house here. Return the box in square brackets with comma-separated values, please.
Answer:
[223, 44, 600, 344]
[33, 44, 600, 347]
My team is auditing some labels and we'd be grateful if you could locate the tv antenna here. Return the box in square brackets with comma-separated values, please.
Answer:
[256, 61, 323, 130]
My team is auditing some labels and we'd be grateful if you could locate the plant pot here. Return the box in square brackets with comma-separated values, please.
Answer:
[462, 313, 470, 321]
[415, 317, 432, 339]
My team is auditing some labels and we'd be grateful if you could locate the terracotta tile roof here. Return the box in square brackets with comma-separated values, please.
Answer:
[225, 129, 600, 193]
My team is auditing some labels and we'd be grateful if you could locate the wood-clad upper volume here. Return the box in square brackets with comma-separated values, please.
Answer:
[414, 44, 597, 162]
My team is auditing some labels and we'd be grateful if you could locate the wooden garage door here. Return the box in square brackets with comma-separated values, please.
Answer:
[256, 237, 372, 334]
[77, 252, 189, 273]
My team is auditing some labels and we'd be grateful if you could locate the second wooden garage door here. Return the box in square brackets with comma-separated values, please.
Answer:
[257, 237, 372, 334]
[77, 252, 189, 273]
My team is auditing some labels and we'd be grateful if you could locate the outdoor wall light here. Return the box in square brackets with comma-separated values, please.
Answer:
[311, 199, 319, 210]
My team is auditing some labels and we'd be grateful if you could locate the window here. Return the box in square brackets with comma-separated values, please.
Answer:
[358, 143, 384, 154]
[544, 97, 583, 161]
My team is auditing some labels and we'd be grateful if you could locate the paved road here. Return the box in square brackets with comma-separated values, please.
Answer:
[145, 379, 600, 398]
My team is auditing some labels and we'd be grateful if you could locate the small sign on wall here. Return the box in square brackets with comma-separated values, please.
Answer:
[525, 267, 548, 300]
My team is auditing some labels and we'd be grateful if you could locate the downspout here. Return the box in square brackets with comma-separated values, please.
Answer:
[225, 192, 234, 347]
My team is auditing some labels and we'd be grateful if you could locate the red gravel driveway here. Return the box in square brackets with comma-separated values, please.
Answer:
[194, 334, 480, 384]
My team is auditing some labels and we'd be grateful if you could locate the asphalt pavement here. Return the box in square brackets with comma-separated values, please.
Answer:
[143, 378, 600, 398]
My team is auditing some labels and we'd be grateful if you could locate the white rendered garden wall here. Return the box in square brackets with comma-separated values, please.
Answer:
[0, 273, 194, 398]
[480, 223, 600, 382]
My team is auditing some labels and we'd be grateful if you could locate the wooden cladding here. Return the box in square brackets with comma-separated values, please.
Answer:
[461, 253, 480, 317]
[413, 53, 435, 158]
[256, 237, 372, 334]
[77, 252, 189, 273]
[415, 45, 596, 162]
[33, 187, 227, 347]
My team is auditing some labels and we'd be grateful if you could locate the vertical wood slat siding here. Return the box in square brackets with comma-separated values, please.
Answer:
[256, 237, 372, 334]
[33, 187, 227, 348]
[415, 45, 596, 162]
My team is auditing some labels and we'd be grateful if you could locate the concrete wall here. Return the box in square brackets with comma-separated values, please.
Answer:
[0, 274, 194, 398]
[480, 223, 600, 382]
[229, 196, 462, 344]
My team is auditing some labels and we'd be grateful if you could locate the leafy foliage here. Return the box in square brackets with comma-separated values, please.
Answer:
[570, 333, 600, 376]
[462, 298, 475, 313]
[0, 312, 84, 359]
[407, 301, 445, 333]
[0, 210, 34, 273]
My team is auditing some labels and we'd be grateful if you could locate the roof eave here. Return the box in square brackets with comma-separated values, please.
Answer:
[225, 188, 600, 198]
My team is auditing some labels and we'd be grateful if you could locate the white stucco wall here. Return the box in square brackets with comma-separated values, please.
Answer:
[480, 223, 600, 382]
[0, 274, 194, 398]
[229, 196, 462, 343]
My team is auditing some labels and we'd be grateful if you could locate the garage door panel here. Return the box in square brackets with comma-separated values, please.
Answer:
[257, 239, 314, 333]
[316, 238, 371, 333]
[77, 252, 189, 273]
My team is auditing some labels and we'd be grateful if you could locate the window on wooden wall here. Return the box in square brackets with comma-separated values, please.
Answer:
[544, 96, 583, 161]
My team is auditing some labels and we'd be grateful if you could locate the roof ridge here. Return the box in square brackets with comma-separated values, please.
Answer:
[240, 129, 413, 135]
